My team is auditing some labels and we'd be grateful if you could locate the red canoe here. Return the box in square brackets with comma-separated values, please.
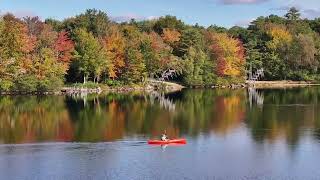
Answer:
[148, 139, 187, 145]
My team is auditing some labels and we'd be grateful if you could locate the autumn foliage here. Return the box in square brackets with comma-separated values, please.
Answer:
[0, 10, 250, 91]
[266, 24, 293, 50]
[103, 26, 126, 79]
[4, 7, 318, 91]
[0, 14, 74, 91]
[54, 31, 74, 63]
[207, 32, 245, 77]
[161, 28, 181, 44]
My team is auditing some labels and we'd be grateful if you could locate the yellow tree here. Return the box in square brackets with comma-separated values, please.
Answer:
[103, 26, 126, 79]
[207, 32, 245, 77]
[0, 14, 36, 90]
[266, 24, 293, 50]
[161, 28, 181, 44]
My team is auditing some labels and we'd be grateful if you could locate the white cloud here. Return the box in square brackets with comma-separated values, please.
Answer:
[235, 18, 254, 27]
[302, 9, 320, 19]
[270, 4, 320, 19]
[274, 0, 320, 19]
[0, 10, 38, 18]
[111, 14, 158, 22]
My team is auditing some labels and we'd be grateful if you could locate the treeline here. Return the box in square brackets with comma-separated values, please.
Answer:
[0, 7, 320, 92]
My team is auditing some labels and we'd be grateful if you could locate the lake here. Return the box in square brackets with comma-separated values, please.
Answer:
[0, 87, 320, 180]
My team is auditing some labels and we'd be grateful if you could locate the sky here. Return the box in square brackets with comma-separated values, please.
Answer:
[1, 0, 320, 27]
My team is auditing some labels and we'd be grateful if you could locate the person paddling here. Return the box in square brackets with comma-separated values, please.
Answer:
[161, 131, 169, 141]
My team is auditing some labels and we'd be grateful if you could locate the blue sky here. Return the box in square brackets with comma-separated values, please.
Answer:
[1, 0, 320, 27]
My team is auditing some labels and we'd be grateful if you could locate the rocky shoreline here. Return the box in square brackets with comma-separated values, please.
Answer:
[210, 84, 247, 89]
[0, 81, 185, 95]
[1, 81, 319, 95]
[246, 80, 319, 89]
[104, 81, 185, 93]
[0, 87, 103, 95]
[187, 80, 320, 89]
[61, 87, 102, 94]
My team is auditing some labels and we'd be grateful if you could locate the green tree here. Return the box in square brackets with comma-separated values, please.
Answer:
[122, 25, 146, 83]
[45, 18, 63, 32]
[123, 48, 146, 83]
[176, 28, 203, 57]
[228, 26, 250, 43]
[73, 28, 107, 84]
[285, 7, 301, 21]
[63, 9, 110, 38]
[207, 25, 228, 33]
[153, 15, 185, 34]
[309, 18, 320, 34]
[286, 34, 318, 80]
[183, 47, 206, 86]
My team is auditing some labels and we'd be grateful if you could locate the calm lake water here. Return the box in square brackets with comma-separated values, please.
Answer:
[1, 88, 320, 180]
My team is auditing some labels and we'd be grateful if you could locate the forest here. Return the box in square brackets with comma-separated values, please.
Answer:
[0, 7, 320, 92]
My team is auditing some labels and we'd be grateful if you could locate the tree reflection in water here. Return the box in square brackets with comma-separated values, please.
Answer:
[246, 87, 320, 146]
[248, 87, 264, 108]
[0, 87, 320, 146]
[148, 91, 175, 111]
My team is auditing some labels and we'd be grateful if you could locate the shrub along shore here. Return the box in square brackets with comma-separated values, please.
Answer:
[1, 7, 320, 94]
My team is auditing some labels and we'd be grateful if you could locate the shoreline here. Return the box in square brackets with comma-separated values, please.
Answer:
[246, 80, 320, 89]
[1, 81, 319, 96]
[0, 81, 186, 95]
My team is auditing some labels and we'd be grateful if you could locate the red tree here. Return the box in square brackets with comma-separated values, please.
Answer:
[54, 31, 74, 63]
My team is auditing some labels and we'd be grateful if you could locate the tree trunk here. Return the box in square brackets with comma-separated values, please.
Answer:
[97, 76, 100, 84]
